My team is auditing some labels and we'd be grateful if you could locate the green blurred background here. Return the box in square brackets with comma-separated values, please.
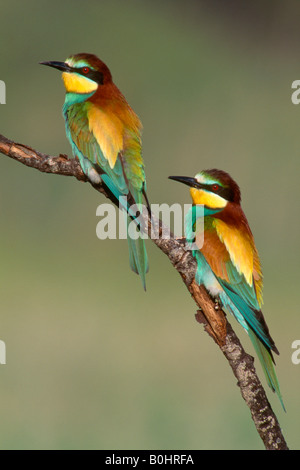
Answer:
[0, 0, 299, 450]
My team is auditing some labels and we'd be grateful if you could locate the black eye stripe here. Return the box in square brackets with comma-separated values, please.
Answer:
[72, 66, 104, 85]
[196, 182, 234, 202]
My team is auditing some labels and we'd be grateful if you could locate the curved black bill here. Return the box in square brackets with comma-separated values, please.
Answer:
[39, 61, 72, 72]
[168, 176, 199, 188]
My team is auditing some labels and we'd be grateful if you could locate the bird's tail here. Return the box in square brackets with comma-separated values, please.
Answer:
[101, 174, 149, 290]
[127, 225, 149, 291]
[248, 329, 285, 411]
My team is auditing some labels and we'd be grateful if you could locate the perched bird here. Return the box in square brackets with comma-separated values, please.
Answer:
[40, 53, 149, 289]
[169, 169, 284, 409]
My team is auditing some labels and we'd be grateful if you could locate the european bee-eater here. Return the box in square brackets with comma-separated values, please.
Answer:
[41, 53, 148, 289]
[169, 169, 284, 410]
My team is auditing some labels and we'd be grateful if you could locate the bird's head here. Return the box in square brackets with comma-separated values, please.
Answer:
[40, 53, 112, 95]
[169, 169, 241, 211]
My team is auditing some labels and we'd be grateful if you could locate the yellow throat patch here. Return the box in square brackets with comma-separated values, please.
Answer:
[190, 188, 227, 209]
[62, 72, 98, 94]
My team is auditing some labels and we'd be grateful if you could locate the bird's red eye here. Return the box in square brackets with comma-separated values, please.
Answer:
[212, 184, 220, 192]
[82, 67, 90, 74]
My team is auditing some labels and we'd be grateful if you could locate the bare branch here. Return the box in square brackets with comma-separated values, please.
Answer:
[0, 133, 288, 450]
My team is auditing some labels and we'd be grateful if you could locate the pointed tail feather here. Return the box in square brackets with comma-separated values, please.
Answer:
[248, 330, 285, 411]
[127, 232, 149, 291]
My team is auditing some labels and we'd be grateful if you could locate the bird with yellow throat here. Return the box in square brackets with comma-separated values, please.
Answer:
[169, 169, 285, 410]
[41, 53, 149, 289]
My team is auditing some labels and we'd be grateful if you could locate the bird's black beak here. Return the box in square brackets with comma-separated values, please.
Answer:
[168, 176, 199, 188]
[40, 61, 72, 73]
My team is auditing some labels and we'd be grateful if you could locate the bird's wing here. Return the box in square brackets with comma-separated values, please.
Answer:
[65, 102, 149, 286]
[65, 102, 128, 196]
[201, 218, 262, 309]
[198, 218, 277, 353]
[87, 102, 146, 203]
